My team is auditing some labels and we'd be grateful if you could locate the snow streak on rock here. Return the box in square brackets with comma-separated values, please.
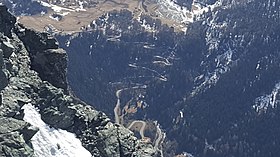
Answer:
[253, 82, 280, 113]
[155, 0, 222, 24]
[22, 103, 92, 157]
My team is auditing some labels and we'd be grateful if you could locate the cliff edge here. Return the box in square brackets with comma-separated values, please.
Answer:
[0, 5, 158, 157]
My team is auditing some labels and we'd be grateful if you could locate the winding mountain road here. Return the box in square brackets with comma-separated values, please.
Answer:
[127, 120, 147, 139]
[113, 85, 147, 124]
[113, 85, 164, 157]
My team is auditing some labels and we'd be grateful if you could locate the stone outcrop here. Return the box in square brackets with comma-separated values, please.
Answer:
[0, 5, 158, 157]
[0, 117, 38, 157]
[0, 5, 16, 37]
[0, 5, 37, 156]
[17, 26, 68, 92]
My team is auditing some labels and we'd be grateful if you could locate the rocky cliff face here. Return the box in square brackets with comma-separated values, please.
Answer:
[1, 0, 280, 156]
[0, 5, 158, 157]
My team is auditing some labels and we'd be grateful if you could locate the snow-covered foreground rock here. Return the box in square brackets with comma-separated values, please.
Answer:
[22, 103, 92, 157]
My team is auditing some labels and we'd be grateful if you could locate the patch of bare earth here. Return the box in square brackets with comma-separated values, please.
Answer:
[18, 0, 187, 33]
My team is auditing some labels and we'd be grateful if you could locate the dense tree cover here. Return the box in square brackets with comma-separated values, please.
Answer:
[57, 0, 280, 156]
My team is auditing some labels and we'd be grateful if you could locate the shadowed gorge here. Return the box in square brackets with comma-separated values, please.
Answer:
[56, 1, 280, 156]
[0, 0, 280, 156]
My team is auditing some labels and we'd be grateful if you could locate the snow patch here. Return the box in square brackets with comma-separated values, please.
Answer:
[253, 82, 280, 113]
[191, 43, 234, 97]
[76, 1, 86, 11]
[154, 0, 222, 31]
[60, 12, 70, 16]
[39, 1, 75, 12]
[156, 0, 192, 23]
[22, 103, 92, 157]
[49, 15, 61, 21]
[179, 110, 183, 118]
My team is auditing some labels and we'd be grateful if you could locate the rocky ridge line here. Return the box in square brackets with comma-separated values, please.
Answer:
[0, 5, 158, 157]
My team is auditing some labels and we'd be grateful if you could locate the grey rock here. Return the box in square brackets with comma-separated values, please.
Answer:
[0, 117, 36, 157]
[0, 5, 16, 37]
[36, 82, 158, 156]
[0, 70, 8, 90]
[16, 26, 68, 91]
[13, 109, 25, 120]
[39, 48, 68, 92]
[0, 133, 34, 157]
[0, 39, 8, 106]
[0, 49, 3, 67]
[0, 117, 28, 134]
[1, 38, 14, 58]
[20, 125, 39, 142]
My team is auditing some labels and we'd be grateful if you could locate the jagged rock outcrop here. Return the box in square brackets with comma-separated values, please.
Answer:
[17, 27, 68, 92]
[0, 5, 158, 157]
[0, 5, 37, 156]
[0, 117, 38, 157]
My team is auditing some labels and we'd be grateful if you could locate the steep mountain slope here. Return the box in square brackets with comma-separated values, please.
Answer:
[0, 5, 158, 157]
[1, 0, 280, 156]
[170, 0, 280, 156]
[0, 0, 47, 15]
[55, 0, 280, 156]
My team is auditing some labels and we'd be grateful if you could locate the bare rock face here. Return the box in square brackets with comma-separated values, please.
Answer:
[0, 5, 16, 37]
[0, 5, 158, 157]
[17, 27, 69, 92]
[0, 6, 36, 157]
[0, 49, 7, 91]
[0, 117, 38, 156]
